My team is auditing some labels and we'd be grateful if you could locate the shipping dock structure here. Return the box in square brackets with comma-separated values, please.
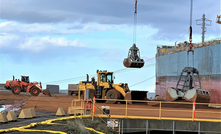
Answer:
[156, 38, 221, 104]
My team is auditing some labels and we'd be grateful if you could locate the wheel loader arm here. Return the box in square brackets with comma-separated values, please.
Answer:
[113, 84, 127, 97]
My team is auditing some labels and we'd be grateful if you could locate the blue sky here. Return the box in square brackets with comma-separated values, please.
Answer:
[0, 0, 220, 92]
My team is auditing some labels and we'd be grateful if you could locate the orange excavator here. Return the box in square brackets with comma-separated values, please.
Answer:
[123, 0, 145, 68]
[5, 75, 50, 96]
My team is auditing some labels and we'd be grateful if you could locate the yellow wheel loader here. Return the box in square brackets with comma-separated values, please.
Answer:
[75, 70, 147, 104]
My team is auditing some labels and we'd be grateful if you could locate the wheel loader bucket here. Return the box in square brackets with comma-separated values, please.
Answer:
[43, 89, 51, 96]
[166, 87, 178, 101]
[123, 58, 144, 68]
[125, 91, 148, 104]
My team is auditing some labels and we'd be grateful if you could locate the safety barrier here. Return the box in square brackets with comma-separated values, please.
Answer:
[1, 99, 220, 134]
[92, 98, 221, 122]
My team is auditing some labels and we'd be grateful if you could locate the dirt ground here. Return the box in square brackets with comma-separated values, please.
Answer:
[0, 90, 221, 133]
[0, 91, 221, 120]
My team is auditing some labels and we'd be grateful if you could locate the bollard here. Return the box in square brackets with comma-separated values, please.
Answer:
[56, 107, 65, 116]
[68, 107, 83, 115]
[29, 108, 36, 118]
[192, 101, 196, 120]
[0, 112, 8, 123]
[18, 109, 33, 119]
[7, 111, 17, 121]
[92, 97, 95, 121]
[93, 97, 95, 114]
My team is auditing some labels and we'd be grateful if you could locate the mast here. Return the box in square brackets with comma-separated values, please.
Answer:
[196, 14, 212, 44]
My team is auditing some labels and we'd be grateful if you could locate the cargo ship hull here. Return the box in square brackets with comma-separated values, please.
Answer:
[156, 42, 221, 104]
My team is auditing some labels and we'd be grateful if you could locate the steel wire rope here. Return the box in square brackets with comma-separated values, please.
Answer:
[115, 57, 155, 73]
[114, 63, 155, 74]
[133, 0, 138, 44]
[43, 76, 86, 84]
[129, 76, 155, 87]
[113, 57, 155, 74]
[42, 57, 156, 84]
[43, 74, 97, 84]
[133, 11, 137, 44]
[174, 24, 196, 45]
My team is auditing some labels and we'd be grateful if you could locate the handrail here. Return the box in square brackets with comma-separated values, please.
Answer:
[88, 98, 221, 122]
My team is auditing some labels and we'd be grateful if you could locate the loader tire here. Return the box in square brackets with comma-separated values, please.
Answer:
[11, 86, 21, 95]
[30, 87, 40, 96]
[106, 89, 121, 104]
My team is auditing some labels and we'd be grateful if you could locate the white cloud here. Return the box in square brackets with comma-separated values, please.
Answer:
[19, 36, 85, 52]
[0, 33, 20, 47]
[0, 21, 113, 35]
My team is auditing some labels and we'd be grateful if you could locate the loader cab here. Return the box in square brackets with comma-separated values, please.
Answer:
[97, 70, 114, 86]
[21, 76, 30, 83]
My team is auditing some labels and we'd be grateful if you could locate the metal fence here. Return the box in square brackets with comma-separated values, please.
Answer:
[69, 99, 221, 133]
[71, 99, 221, 122]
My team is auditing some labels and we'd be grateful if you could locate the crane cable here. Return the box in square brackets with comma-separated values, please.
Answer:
[189, 0, 193, 50]
[130, 76, 155, 87]
[43, 56, 156, 84]
[133, 0, 138, 44]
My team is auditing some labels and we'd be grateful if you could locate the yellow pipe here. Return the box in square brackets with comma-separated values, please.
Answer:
[112, 120, 114, 130]
[85, 127, 105, 134]
[88, 98, 221, 106]
[195, 110, 221, 114]
[19, 129, 67, 134]
[96, 114, 221, 122]
[75, 100, 76, 119]
[118, 121, 121, 134]
[161, 109, 192, 112]
[109, 107, 158, 110]
[1, 114, 221, 134]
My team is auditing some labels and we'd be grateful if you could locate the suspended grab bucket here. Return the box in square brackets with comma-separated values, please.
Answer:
[123, 43, 145, 68]
[123, 58, 144, 68]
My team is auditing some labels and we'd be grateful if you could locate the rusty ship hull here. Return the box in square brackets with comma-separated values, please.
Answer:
[156, 39, 221, 104]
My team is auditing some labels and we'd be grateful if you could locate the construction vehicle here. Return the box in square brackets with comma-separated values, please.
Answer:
[123, 0, 145, 68]
[5, 75, 50, 96]
[70, 70, 147, 103]
[68, 84, 79, 96]
[166, 67, 210, 103]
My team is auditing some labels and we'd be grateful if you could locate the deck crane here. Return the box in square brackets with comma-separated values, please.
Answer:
[123, 0, 145, 68]
[166, 0, 210, 103]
